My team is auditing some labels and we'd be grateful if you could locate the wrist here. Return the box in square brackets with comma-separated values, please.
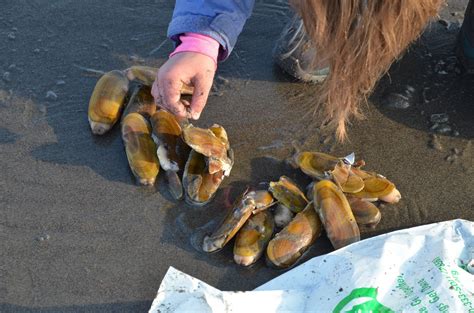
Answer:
[170, 33, 220, 66]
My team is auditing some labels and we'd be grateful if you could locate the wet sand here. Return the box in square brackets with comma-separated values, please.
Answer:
[1, 0, 473, 312]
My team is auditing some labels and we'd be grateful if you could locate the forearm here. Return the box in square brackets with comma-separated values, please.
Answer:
[167, 0, 255, 61]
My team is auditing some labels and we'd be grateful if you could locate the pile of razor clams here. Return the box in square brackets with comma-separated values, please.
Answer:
[88, 67, 401, 269]
[88, 66, 233, 205]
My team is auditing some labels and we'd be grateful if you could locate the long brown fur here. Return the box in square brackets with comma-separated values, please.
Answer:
[292, 0, 443, 141]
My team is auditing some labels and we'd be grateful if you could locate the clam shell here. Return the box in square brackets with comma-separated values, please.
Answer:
[269, 176, 308, 213]
[121, 113, 160, 185]
[378, 188, 401, 204]
[182, 124, 232, 174]
[350, 167, 400, 202]
[207, 149, 234, 176]
[122, 85, 156, 119]
[183, 124, 228, 158]
[251, 190, 274, 210]
[313, 180, 360, 249]
[233, 211, 275, 266]
[332, 162, 364, 194]
[350, 167, 378, 180]
[125, 65, 194, 95]
[266, 203, 322, 268]
[347, 197, 381, 228]
[165, 170, 183, 200]
[182, 150, 224, 206]
[202, 190, 269, 252]
[351, 176, 396, 201]
[182, 124, 227, 157]
[180, 84, 194, 96]
[294, 151, 340, 179]
[209, 124, 230, 150]
[221, 148, 234, 177]
[208, 124, 233, 175]
[88, 70, 129, 135]
[151, 110, 182, 137]
[150, 110, 187, 172]
[125, 66, 157, 86]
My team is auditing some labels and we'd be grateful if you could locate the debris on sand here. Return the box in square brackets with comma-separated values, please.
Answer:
[383, 85, 415, 109]
[428, 134, 443, 151]
[2, 71, 11, 82]
[45, 90, 58, 101]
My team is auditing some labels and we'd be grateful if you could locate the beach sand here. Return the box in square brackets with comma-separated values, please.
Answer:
[0, 0, 472, 311]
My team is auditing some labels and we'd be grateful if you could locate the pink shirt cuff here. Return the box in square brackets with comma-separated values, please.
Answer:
[170, 33, 220, 66]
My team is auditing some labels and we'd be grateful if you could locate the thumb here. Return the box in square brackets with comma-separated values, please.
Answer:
[190, 74, 213, 120]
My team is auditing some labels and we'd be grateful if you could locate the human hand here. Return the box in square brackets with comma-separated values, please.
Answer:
[152, 52, 216, 120]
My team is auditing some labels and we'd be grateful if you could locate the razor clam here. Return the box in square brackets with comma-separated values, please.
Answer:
[125, 66, 157, 86]
[150, 109, 190, 200]
[293, 151, 340, 180]
[209, 124, 230, 150]
[331, 161, 364, 194]
[121, 113, 160, 185]
[125, 66, 194, 94]
[350, 166, 401, 203]
[150, 110, 188, 171]
[351, 164, 386, 181]
[88, 70, 129, 135]
[122, 85, 156, 119]
[182, 124, 233, 175]
[202, 190, 274, 252]
[164, 171, 183, 200]
[269, 176, 308, 213]
[313, 180, 360, 249]
[347, 197, 381, 228]
[379, 188, 402, 203]
[266, 203, 322, 268]
[233, 210, 275, 266]
[208, 124, 233, 176]
[351, 176, 401, 203]
[183, 150, 224, 206]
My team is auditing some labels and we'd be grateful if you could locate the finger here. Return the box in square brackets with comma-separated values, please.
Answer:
[160, 77, 181, 106]
[151, 79, 161, 105]
[160, 78, 187, 117]
[161, 97, 187, 117]
[154, 91, 187, 119]
[190, 74, 213, 120]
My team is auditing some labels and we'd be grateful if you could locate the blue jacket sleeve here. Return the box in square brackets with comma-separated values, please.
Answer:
[167, 0, 255, 61]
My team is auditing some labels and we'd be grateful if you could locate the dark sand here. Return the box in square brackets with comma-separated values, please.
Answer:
[1, 0, 473, 312]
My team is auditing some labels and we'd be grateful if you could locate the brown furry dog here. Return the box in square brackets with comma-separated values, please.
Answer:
[293, 0, 443, 140]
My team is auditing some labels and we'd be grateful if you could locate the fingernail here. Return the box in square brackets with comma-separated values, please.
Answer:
[192, 112, 201, 120]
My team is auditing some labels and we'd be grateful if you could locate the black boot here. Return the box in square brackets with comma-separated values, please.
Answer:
[456, 0, 474, 73]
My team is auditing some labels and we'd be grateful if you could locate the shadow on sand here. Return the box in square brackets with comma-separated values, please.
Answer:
[372, 22, 474, 140]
